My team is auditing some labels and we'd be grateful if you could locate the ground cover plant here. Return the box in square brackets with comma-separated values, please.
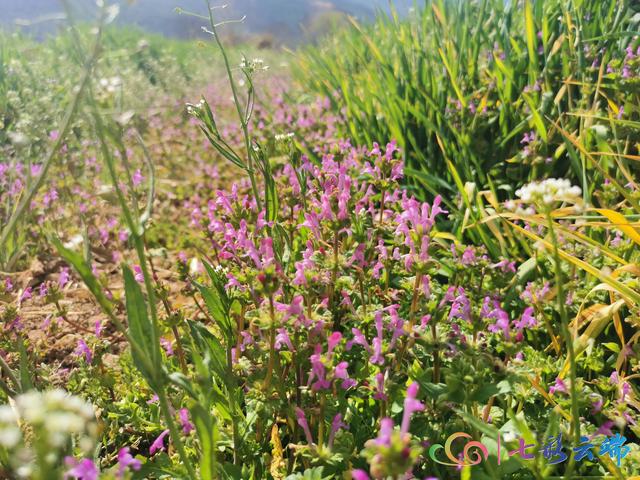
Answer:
[0, 0, 638, 479]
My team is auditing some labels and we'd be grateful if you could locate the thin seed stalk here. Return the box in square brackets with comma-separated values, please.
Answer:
[204, 0, 262, 210]
[431, 320, 441, 384]
[408, 273, 422, 330]
[328, 228, 340, 328]
[92, 101, 198, 478]
[158, 389, 198, 479]
[264, 294, 277, 391]
[546, 213, 580, 465]
[226, 344, 240, 465]
[394, 273, 422, 371]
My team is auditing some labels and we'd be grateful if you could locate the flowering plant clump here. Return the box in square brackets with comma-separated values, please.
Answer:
[0, 390, 96, 478]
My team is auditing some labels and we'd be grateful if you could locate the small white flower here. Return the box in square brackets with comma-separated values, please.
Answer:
[189, 257, 201, 276]
[0, 427, 20, 448]
[275, 132, 295, 142]
[515, 178, 582, 212]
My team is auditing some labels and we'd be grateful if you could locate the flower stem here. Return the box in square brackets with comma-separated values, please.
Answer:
[158, 389, 198, 479]
[546, 213, 580, 469]
[264, 294, 277, 391]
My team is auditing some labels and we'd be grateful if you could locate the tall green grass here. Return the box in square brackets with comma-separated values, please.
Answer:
[295, 0, 639, 253]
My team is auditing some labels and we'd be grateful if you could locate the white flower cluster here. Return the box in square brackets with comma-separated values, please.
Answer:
[275, 132, 295, 142]
[186, 99, 206, 116]
[240, 57, 269, 73]
[515, 178, 582, 208]
[0, 390, 97, 477]
[98, 76, 122, 94]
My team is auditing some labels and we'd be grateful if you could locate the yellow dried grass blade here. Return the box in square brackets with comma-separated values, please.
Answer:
[505, 220, 640, 306]
[559, 300, 625, 378]
[594, 208, 640, 246]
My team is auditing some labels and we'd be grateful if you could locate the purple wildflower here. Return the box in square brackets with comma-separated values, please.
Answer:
[179, 408, 194, 435]
[328, 413, 348, 448]
[591, 397, 603, 414]
[375, 417, 395, 446]
[346, 328, 371, 353]
[75, 340, 92, 364]
[400, 383, 424, 434]
[327, 331, 342, 353]
[59, 268, 70, 289]
[351, 470, 370, 480]
[95, 320, 103, 338]
[150, 429, 170, 455]
[64, 458, 98, 480]
[275, 328, 294, 351]
[117, 448, 141, 478]
[160, 338, 174, 356]
[295, 407, 314, 445]
[133, 265, 144, 283]
[373, 372, 387, 400]
[449, 287, 471, 323]
[334, 361, 357, 389]
[514, 306, 537, 329]
[20, 286, 32, 302]
[549, 377, 567, 395]
[132, 169, 144, 187]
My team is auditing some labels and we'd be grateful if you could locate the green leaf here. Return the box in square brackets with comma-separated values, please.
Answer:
[197, 262, 234, 343]
[123, 265, 159, 387]
[196, 283, 233, 343]
[191, 404, 217, 479]
[524, 0, 538, 82]
[285, 467, 330, 480]
[219, 463, 244, 480]
[265, 174, 279, 223]
[522, 93, 548, 142]
[187, 321, 229, 385]
[17, 337, 33, 392]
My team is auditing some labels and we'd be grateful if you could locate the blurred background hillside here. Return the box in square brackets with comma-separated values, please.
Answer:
[0, 0, 415, 44]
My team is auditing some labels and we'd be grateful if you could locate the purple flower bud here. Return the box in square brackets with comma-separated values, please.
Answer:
[327, 331, 342, 354]
[56, 268, 70, 289]
[295, 407, 314, 445]
[401, 383, 424, 434]
[373, 372, 387, 401]
[328, 413, 348, 448]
